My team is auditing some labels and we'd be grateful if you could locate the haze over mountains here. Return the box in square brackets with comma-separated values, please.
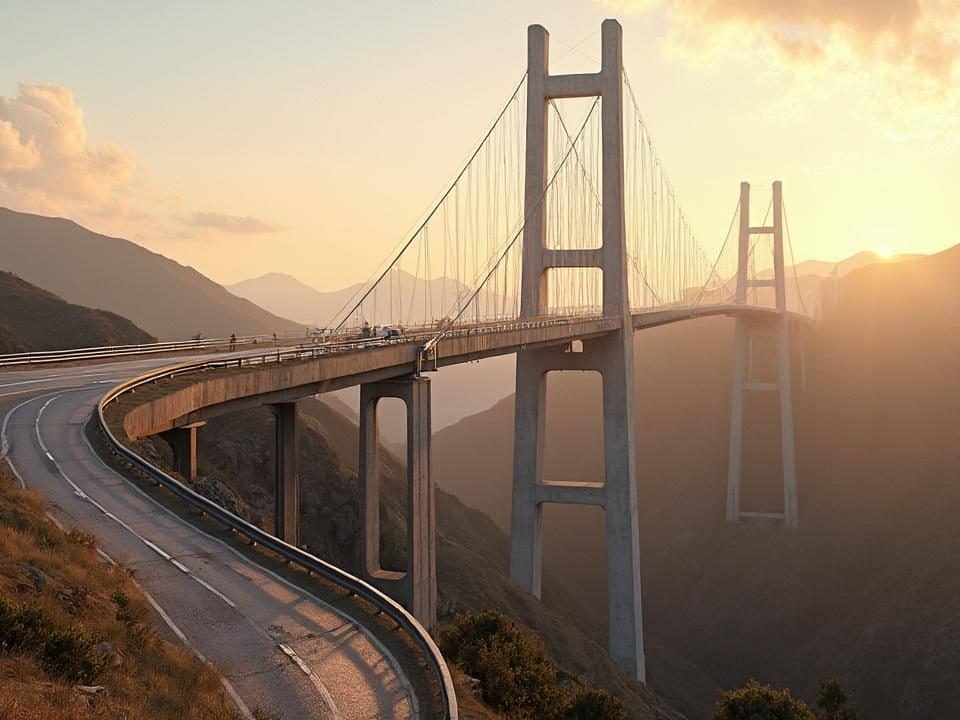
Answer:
[0, 208, 303, 341]
[227, 270, 473, 329]
[430, 244, 960, 718]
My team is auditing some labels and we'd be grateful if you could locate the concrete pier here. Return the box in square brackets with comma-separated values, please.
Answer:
[271, 402, 300, 545]
[359, 377, 437, 629]
[726, 181, 799, 527]
[510, 19, 646, 682]
[160, 421, 204, 482]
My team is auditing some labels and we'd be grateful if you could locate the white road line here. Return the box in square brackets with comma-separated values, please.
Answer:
[2, 392, 254, 720]
[32, 394, 237, 610]
[278, 643, 342, 720]
[77, 392, 413, 719]
[0, 370, 113, 390]
[192, 575, 238, 608]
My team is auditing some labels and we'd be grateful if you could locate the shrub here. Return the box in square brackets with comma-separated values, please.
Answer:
[441, 610, 569, 718]
[566, 688, 628, 720]
[66, 527, 97, 548]
[0, 598, 45, 650]
[816, 679, 858, 720]
[41, 627, 108, 683]
[714, 679, 816, 720]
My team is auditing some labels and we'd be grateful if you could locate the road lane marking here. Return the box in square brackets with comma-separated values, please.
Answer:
[76, 393, 418, 719]
[3, 392, 255, 720]
[32, 394, 237, 611]
[278, 643, 342, 720]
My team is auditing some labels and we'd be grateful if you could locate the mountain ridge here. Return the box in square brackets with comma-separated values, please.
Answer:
[0, 207, 304, 341]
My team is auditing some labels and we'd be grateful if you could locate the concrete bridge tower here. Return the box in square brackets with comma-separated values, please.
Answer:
[725, 181, 799, 527]
[510, 19, 645, 682]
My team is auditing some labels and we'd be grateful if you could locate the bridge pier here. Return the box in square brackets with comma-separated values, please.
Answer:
[726, 181, 799, 527]
[271, 402, 300, 546]
[511, 19, 645, 681]
[358, 377, 437, 630]
[160, 421, 204, 482]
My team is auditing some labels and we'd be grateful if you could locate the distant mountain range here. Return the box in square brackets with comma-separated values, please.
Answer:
[429, 243, 960, 719]
[0, 208, 304, 341]
[0, 270, 155, 353]
[226, 270, 475, 329]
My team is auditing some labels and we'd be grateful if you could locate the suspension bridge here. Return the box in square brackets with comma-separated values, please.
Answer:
[3, 19, 816, 718]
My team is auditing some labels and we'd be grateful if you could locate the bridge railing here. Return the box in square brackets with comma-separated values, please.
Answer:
[0, 332, 310, 368]
[96, 359, 459, 719]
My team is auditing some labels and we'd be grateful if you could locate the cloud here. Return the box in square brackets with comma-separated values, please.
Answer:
[0, 83, 136, 209]
[183, 211, 285, 235]
[610, 0, 960, 84]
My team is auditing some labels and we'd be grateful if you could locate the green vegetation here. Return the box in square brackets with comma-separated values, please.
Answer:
[440, 610, 627, 720]
[0, 462, 241, 719]
[815, 679, 859, 720]
[713, 679, 858, 720]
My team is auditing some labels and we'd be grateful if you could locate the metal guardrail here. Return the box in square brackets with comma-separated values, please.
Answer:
[0, 332, 310, 367]
[96, 356, 460, 720]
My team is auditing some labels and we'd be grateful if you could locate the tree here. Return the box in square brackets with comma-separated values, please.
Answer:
[816, 679, 858, 720]
[714, 679, 816, 720]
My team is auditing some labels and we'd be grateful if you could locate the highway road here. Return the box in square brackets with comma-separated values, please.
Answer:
[0, 356, 418, 720]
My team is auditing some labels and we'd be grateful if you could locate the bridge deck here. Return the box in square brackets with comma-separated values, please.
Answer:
[109, 304, 803, 441]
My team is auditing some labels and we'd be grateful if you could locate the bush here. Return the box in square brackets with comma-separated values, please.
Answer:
[441, 610, 569, 718]
[0, 598, 45, 650]
[566, 688, 628, 720]
[41, 627, 108, 683]
[816, 679, 858, 720]
[714, 679, 816, 720]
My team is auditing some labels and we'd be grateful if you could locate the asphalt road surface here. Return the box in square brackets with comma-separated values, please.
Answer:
[0, 356, 417, 720]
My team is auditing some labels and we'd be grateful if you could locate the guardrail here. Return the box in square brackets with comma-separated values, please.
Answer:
[0, 332, 310, 367]
[96, 358, 460, 719]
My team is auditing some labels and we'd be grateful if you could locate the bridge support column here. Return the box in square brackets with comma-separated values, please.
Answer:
[511, 19, 645, 681]
[271, 402, 300, 546]
[160, 421, 204, 482]
[726, 181, 799, 527]
[359, 377, 436, 630]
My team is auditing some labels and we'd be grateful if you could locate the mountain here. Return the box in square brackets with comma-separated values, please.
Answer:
[428, 243, 960, 718]
[226, 272, 331, 325]
[226, 270, 474, 329]
[0, 208, 304, 341]
[0, 270, 155, 352]
[139, 398, 683, 719]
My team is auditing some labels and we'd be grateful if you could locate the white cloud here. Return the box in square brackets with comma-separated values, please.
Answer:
[0, 83, 136, 210]
[607, 0, 960, 137]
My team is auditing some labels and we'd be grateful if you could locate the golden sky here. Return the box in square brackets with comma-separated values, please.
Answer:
[0, 0, 957, 290]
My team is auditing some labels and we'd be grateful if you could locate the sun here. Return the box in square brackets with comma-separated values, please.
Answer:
[875, 245, 897, 260]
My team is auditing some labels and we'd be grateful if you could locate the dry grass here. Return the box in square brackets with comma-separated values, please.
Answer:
[0, 462, 242, 720]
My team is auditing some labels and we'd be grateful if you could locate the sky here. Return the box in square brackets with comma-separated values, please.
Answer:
[0, 0, 957, 290]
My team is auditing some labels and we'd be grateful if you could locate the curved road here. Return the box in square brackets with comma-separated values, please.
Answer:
[0, 357, 417, 720]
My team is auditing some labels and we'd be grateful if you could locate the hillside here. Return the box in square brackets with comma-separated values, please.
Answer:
[0, 271, 155, 352]
[0, 207, 303, 340]
[142, 398, 684, 719]
[0, 463, 241, 720]
[430, 244, 960, 718]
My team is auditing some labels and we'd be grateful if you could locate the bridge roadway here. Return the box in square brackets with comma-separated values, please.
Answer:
[0, 354, 418, 720]
[111, 304, 799, 440]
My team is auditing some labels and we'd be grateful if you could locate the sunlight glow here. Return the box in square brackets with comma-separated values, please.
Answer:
[875, 245, 897, 260]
